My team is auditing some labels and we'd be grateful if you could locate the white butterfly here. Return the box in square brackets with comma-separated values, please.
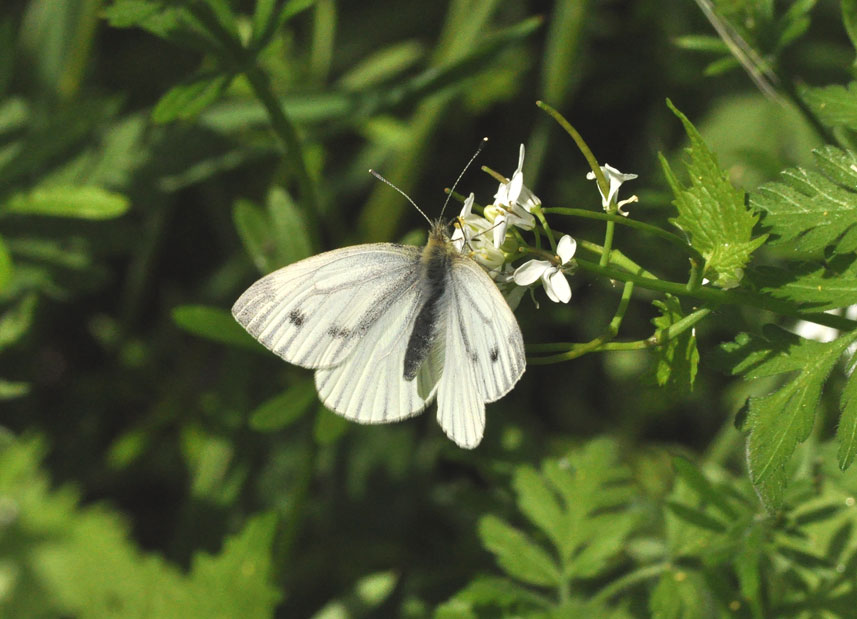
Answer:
[232, 185, 525, 448]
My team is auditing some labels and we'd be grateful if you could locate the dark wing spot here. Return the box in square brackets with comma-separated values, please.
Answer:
[490, 346, 499, 362]
[470, 352, 479, 363]
[288, 309, 305, 327]
[326, 325, 351, 339]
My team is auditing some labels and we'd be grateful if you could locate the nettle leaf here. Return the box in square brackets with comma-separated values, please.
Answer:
[650, 296, 699, 392]
[752, 146, 857, 254]
[750, 257, 857, 310]
[838, 363, 857, 470]
[721, 327, 857, 509]
[660, 100, 766, 288]
[801, 83, 857, 131]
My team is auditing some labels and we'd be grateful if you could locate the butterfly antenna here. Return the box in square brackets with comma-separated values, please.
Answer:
[440, 137, 488, 221]
[368, 169, 432, 226]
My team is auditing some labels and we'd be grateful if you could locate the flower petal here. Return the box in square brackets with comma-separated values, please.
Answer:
[544, 269, 571, 303]
[492, 214, 509, 248]
[513, 259, 550, 286]
[556, 235, 577, 264]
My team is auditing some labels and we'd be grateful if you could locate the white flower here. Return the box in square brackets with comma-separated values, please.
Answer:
[586, 164, 638, 216]
[452, 193, 489, 252]
[512, 234, 577, 304]
[452, 193, 505, 271]
[490, 144, 539, 247]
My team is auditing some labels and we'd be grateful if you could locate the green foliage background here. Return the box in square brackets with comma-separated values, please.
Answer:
[5, 0, 857, 616]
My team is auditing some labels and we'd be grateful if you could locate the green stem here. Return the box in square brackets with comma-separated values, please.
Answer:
[575, 258, 857, 331]
[536, 100, 608, 197]
[590, 562, 672, 606]
[529, 281, 634, 364]
[532, 206, 557, 252]
[600, 219, 615, 267]
[244, 66, 322, 243]
[543, 207, 702, 261]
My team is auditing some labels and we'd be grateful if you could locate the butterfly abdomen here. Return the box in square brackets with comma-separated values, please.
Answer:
[403, 229, 452, 381]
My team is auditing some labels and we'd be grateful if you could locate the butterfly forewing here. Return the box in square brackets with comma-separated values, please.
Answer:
[232, 244, 422, 370]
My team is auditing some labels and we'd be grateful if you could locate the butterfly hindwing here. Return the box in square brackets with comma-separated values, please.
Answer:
[315, 279, 433, 423]
[232, 244, 422, 370]
[436, 256, 526, 448]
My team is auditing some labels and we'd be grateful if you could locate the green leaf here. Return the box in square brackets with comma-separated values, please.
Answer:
[0, 235, 12, 293]
[0, 379, 30, 400]
[310, 570, 399, 618]
[478, 515, 562, 587]
[660, 100, 766, 288]
[152, 72, 232, 124]
[726, 327, 857, 509]
[839, 366, 857, 470]
[313, 407, 349, 446]
[337, 41, 425, 90]
[5, 185, 129, 219]
[441, 576, 549, 613]
[843, 0, 857, 56]
[172, 305, 262, 352]
[233, 188, 312, 273]
[650, 296, 699, 392]
[733, 524, 764, 618]
[750, 257, 857, 310]
[102, 1, 221, 54]
[186, 512, 281, 616]
[665, 501, 728, 533]
[0, 294, 37, 350]
[249, 381, 317, 431]
[251, 0, 318, 52]
[512, 466, 565, 551]
[672, 457, 738, 520]
[649, 569, 716, 619]
[751, 146, 857, 254]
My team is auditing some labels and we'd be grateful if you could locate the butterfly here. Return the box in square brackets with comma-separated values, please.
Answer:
[232, 165, 526, 448]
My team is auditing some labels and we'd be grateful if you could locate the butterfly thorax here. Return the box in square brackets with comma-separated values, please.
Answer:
[402, 223, 454, 380]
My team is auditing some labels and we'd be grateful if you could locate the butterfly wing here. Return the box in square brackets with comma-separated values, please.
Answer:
[314, 279, 436, 423]
[436, 255, 526, 448]
[232, 243, 422, 370]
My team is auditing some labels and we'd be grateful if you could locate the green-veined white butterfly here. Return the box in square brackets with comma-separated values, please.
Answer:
[232, 158, 525, 448]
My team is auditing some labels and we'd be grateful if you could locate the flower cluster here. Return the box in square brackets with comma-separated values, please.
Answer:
[453, 143, 636, 309]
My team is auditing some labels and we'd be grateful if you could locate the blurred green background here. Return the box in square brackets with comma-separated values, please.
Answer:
[1, 0, 853, 616]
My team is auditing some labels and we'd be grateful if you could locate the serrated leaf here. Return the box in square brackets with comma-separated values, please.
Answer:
[152, 73, 232, 124]
[172, 305, 261, 352]
[651, 296, 699, 392]
[5, 186, 129, 219]
[740, 328, 857, 509]
[478, 515, 562, 587]
[750, 257, 857, 310]
[661, 100, 766, 288]
[839, 366, 857, 470]
[751, 146, 857, 254]
[512, 466, 564, 550]
[249, 381, 317, 431]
